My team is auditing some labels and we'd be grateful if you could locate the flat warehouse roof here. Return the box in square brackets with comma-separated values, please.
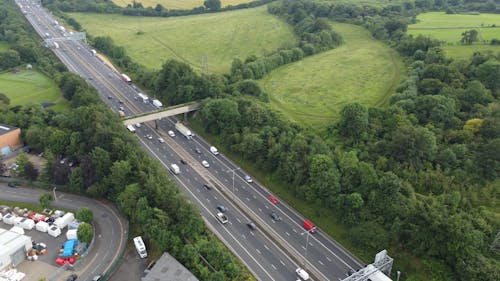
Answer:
[0, 228, 32, 255]
[0, 124, 18, 136]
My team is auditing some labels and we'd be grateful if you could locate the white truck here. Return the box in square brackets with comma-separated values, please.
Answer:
[152, 99, 162, 108]
[126, 125, 136, 133]
[175, 122, 193, 139]
[90, 49, 97, 56]
[210, 146, 219, 155]
[54, 212, 74, 229]
[137, 93, 149, 103]
[170, 164, 180, 175]
[216, 212, 228, 224]
[53, 42, 59, 49]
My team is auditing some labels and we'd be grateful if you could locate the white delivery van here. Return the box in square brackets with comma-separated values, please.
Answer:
[35, 221, 49, 232]
[210, 146, 219, 155]
[133, 236, 148, 258]
[22, 218, 35, 230]
[170, 164, 180, 175]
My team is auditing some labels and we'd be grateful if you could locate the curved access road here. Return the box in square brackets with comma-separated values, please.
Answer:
[0, 184, 129, 280]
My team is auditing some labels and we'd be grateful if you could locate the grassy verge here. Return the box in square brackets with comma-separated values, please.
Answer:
[259, 22, 404, 132]
[0, 68, 69, 111]
[408, 12, 500, 59]
[0, 41, 9, 52]
[112, 0, 254, 9]
[70, 6, 296, 74]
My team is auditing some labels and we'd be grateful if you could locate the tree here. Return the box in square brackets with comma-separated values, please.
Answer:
[0, 50, 21, 70]
[204, 0, 221, 11]
[337, 103, 369, 139]
[77, 222, 94, 244]
[76, 207, 93, 224]
[15, 152, 30, 178]
[39, 193, 54, 209]
[0, 93, 10, 106]
[461, 29, 479, 45]
[24, 162, 39, 181]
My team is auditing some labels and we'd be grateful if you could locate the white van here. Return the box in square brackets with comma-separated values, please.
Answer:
[296, 268, 310, 280]
[170, 164, 180, 175]
[133, 236, 148, 258]
[210, 146, 219, 155]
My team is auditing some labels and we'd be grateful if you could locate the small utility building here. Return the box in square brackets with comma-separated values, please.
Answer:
[0, 228, 32, 271]
[0, 124, 22, 158]
[141, 252, 198, 281]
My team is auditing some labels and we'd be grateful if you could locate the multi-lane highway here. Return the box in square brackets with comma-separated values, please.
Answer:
[17, 1, 365, 280]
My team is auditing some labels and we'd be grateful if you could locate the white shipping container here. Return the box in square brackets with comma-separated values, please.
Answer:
[22, 218, 35, 230]
[48, 226, 61, 238]
[54, 212, 74, 229]
[66, 229, 78, 240]
[14, 217, 24, 227]
[3, 214, 15, 224]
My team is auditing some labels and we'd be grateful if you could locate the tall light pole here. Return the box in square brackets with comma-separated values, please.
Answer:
[52, 186, 57, 201]
[300, 227, 315, 269]
[227, 167, 240, 194]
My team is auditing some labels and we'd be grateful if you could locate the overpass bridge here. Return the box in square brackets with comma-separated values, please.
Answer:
[123, 101, 202, 126]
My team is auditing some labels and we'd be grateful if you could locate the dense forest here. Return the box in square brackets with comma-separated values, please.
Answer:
[0, 2, 251, 280]
[1, 0, 499, 280]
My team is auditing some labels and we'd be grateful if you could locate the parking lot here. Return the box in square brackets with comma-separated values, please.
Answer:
[1, 217, 84, 281]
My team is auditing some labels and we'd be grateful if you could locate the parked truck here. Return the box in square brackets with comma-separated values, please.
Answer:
[152, 99, 162, 108]
[54, 212, 74, 229]
[175, 122, 193, 139]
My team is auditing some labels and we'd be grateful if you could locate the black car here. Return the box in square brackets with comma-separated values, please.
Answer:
[180, 159, 187, 165]
[216, 205, 227, 213]
[7, 182, 18, 188]
[203, 184, 212, 190]
[247, 222, 257, 230]
[66, 274, 78, 281]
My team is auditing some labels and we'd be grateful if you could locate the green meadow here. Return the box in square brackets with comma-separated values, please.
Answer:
[260, 22, 404, 131]
[408, 12, 500, 59]
[70, 6, 296, 73]
[0, 69, 68, 111]
[113, 0, 252, 9]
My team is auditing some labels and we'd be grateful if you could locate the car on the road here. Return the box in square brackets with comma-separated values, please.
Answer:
[158, 137, 164, 143]
[119, 106, 124, 111]
[303, 220, 317, 234]
[92, 275, 103, 281]
[146, 134, 153, 140]
[210, 146, 219, 155]
[216, 205, 227, 213]
[244, 175, 253, 183]
[296, 268, 310, 280]
[270, 212, 281, 221]
[135, 123, 141, 128]
[180, 159, 187, 165]
[107, 95, 112, 99]
[269, 195, 279, 204]
[194, 147, 202, 154]
[168, 130, 175, 137]
[66, 274, 78, 281]
[201, 160, 210, 168]
[7, 182, 18, 188]
[203, 184, 212, 190]
[118, 100, 124, 104]
[247, 222, 257, 230]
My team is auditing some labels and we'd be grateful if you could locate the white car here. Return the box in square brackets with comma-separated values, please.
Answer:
[146, 134, 153, 140]
[168, 130, 175, 137]
[296, 268, 310, 280]
[135, 123, 141, 128]
[158, 137, 164, 143]
[244, 175, 253, 183]
[201, 160, 210, 168]
[210, 146, 219, 155]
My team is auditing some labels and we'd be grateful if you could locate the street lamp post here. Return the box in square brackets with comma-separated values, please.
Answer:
[300, 227, 315, 269]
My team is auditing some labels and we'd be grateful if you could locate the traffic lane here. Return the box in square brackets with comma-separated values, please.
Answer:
[137, 139, 295, 281]
[0, 185, 128, 279]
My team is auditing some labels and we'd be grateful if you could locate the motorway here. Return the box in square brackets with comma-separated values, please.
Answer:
[0, 184, 128, 281]
[17, 1, 365, 280]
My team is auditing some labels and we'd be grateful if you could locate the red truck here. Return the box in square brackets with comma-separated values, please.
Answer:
[303, 220, 317, 234]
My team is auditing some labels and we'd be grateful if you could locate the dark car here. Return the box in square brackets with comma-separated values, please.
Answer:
[7, 182, 18, 188]
[180, 159, 187, 165]
[66, 274, 78, 281]
[216, 205, 227, 213]
[194, 147, 202, 154]
[203, 184, 212, 190]
[270, 212, 281, 221]
[247, 222, 257, 230]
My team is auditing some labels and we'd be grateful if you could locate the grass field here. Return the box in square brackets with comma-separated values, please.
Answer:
[0, 69, 68, 111]
[408, 12, 500, 59]
[70, 6, 296, 73]
[113, 0, 257, 10]
[259, 22, 404, 131]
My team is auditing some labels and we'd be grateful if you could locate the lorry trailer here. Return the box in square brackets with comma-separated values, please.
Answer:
[175, 122, 193, 139]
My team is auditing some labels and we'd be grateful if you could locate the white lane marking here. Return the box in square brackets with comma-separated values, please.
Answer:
[256, 249, 261, 254]
[236, 218, 241, 224]
[327, 257, 332, 262]
[258, 208, 262, 212]
[271, 264, 277, 270]
[318, 260, 324, 266]
[280, 260, 285, 266]
[246, 197, 250, 201]
[285, 232, 290, 236]
[264, 244, 269, 250]
[292, 228, 298, 233]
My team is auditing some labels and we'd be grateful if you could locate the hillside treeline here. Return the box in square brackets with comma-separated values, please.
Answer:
[0, 2, 251, 280]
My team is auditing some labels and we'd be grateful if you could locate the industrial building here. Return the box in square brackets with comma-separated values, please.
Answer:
[141, 252, 198, 281]
[0, 228, 32, 271]
[0, 124, 22, 158]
